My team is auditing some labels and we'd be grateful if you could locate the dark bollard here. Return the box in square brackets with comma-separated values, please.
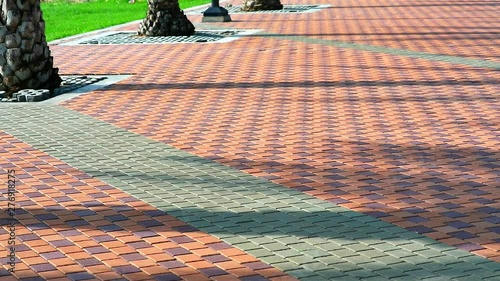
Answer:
[202, 0, 232, 22]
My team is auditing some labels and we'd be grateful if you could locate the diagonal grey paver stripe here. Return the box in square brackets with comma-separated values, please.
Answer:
[1, 104, 499, 280]
[240, 31, 500, 70]
[197, 22, 500, 70]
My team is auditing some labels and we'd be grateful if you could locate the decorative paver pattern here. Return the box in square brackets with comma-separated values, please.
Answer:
[1, 0, 499, 279]
[54, 0, 500, 264]
[1, 105, 499, 280]
[0, 128, 295, 281]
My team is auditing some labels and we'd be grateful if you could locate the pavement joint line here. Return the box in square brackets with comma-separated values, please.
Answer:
[256, 32, 500, 69]
[0, 104, 499, 280]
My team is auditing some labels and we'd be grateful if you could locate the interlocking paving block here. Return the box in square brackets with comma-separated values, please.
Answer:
[298, 275, 331, 281]
[301, 249, 331, 259]
[284, 268, 317, 279]
[416, 249, 447, 259]
[274, 249, 302, 259]
[262, 255, 288, 264]
[373, 267, 407, 279]
[288, 242, 314, 252]
[405, 268, 440, 279]
[404, 255, 435, 266]
[478, 262, 500, 272]
[0, 141, 295, 280]
[1, 105, 499, 280]
[467, 268, 500, 279]
[275, 237, 303, 247]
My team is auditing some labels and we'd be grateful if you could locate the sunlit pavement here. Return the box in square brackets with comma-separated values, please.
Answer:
[0, 0, 499, 280]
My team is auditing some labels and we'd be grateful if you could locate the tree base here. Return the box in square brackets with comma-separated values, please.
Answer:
[241, 0, 283, 11]
[1, 64, 61, 98]
[0, 0, 62, 98]
[138, 9, 195, 36]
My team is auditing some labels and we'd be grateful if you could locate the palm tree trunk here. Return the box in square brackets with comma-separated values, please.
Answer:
[0, 0, 61, 98]
[139, 0, 195, 36]
[241, 0, 283, 11]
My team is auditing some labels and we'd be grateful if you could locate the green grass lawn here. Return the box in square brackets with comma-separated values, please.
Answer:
[42, 0, 209, 41]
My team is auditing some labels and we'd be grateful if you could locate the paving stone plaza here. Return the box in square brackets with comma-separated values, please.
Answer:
[0, 0, 499, 280]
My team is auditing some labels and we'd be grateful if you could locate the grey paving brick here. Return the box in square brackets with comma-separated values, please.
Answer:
[422, 276, 452, 281]
[318, 242, 344, 251]
[337, 261, 363, 273]
[300, 215, 331, 224]
[302, 261, 329, 271]
[452, 276, 477, 281]
[343, 254, 373, 265]
[362, 277, 403, 281]
[369, 241, 400, 252]
[301, 236, 329, 246]
[442, 248, 476, 259]
[288, 242, 314, 252]
[331, 276, 364, 281]
[418, 262, 451, 273]
[287, 255, 316, 266]
[340, 230, 375, 240]
[478, 262, 500, 272]
[399, 242, 430, 252]
[274, 249, 302, 258]
[358, 249, 390, 259]
[302, 248, 331, 259]
[234, 242, 260, 251]
[415, 249, 447, 259]
[386, 249, 418, 258]
[404, 254, 436, 265]
[331, 248, 360, 258]
[317, 255, 345, 266]
[223, 236, 249, 245]
[251, 237, 278, 245]
[274, 261, 302, 272]
[373, 267, 407, 279]
[262, 242, 289, 252]
[466, 268, 499, 279]
[427, 242, 458, 252]
[297, 275, 330, 281]
[434, 268, 469, 278]
[451, 261, 485, 272]
[283, 268, 317, 278]
[261, 255, 288, 264]
[349, 268, 378, 279]
[405, 268, 440, 279]
[246, 248, 274, 258]
[357, 238, 386, 246]
[275, 236, 303, 246]
[252, 226, 281, 235]
[315, 269, 349, 279]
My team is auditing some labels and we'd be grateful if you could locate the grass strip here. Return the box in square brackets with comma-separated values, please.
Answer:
[42, 0, 209, 41]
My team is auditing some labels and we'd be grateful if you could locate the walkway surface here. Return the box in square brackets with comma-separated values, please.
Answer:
[1, 0, 499, 280]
